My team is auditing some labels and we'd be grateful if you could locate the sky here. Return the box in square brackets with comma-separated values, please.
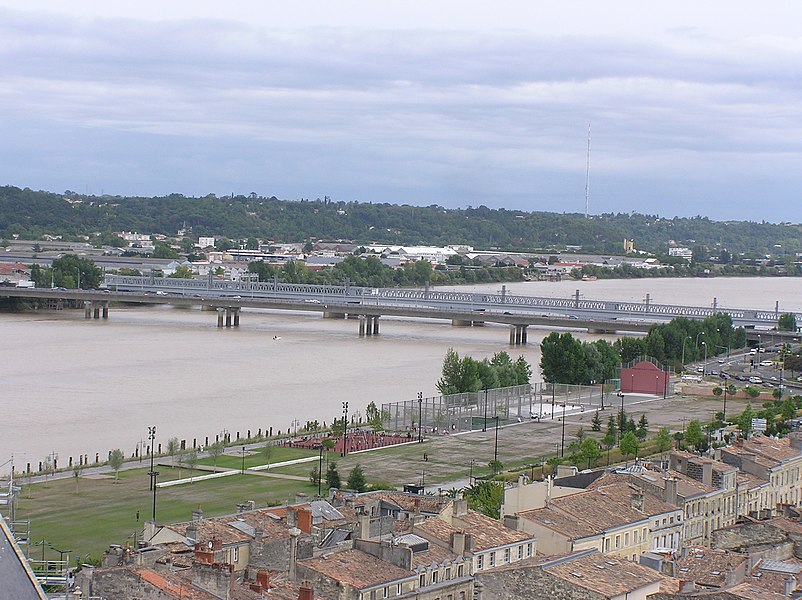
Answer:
[2, 1, 802, 223]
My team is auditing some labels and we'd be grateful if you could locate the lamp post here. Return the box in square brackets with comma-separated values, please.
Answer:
[147, 425, 158, 523]
[241, 446, 246, 474]
[417, 392, 423, 443]
[617, 391, 625, 443]
[560, 402, 567, 457]
[694, 331, 706, 368]
[482, 387, 488, 432]
[681, 336, 692, 371]
[147, 426, 156, 491]
[469, 459, 475, 485]
[493, 415, 500, 463]
[317, 444, 323, 496]
[702, 341, 708, 377]
[341, 402, 349, 456]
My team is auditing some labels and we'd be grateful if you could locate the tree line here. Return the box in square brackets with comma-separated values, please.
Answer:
[3, 185, 802, 258]
[539, 314, 748, 386]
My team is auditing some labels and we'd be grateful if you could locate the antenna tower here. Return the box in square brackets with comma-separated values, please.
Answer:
[584, 123, 591, 219]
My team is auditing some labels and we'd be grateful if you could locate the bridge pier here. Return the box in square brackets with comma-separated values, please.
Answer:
[323, 312, 346, 319]
[217, 308, 224, 328]
[102, 301, 109, 319]
[93, 304, 100, 319]
[233, 308, 240, 327]
[509, 324, 528, 346]
[357, 315, 380, 337]
[84, 301, 92, 319]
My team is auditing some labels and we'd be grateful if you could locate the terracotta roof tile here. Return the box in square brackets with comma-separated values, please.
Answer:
[300, 549, 412, 589]
[543, 552, 665, 596]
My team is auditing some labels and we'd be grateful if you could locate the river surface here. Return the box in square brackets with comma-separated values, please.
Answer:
[2, 277, 800, 472]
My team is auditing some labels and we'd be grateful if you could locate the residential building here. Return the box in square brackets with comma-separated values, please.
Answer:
[475, 549, 666, 600]
[413, 499, 536, 574]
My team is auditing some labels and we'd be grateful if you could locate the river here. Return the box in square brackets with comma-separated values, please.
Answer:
[1, 277, 799, 472]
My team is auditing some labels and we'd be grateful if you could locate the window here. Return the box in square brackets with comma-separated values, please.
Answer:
[383, 587, 388, 599]
[504, 548, 510, 563]
[446, 567, 451, 579]
[457, 564, 464, 577]
[232, 547, 239, 562]
[615, 535, 621, 549]
[527, 543, 533, 557]
[420, 574, 426, 587]
[604, 538, 610, 552]
[432, 571, 439, 584]
[477, 555, 484, 570]
[397, 584, 402, 595]
[370, 592, 376, 600]
[624, 533, 629, 547]
[518, 545, 523, 559]
[489, 553, 496, 567]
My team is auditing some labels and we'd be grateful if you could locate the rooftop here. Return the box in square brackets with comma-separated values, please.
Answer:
[674, 548, 747, 588]
[300, 549, 412, 589]
[542, 551, 665, 596]
[416, 510, 532, 552]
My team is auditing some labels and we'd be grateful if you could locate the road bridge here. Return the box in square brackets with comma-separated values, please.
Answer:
[1, 275, 799, 346]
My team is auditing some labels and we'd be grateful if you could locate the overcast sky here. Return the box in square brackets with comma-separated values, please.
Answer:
[2, 1, 801, 222]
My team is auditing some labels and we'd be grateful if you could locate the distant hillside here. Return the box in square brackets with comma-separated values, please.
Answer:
[1, 185, 800, 257]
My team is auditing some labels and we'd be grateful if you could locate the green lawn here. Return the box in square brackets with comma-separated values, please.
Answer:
[196, 446, 316, 470]
[17, 466, 317, 563]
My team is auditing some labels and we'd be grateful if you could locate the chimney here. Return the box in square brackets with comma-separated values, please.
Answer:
[192, 506, 204, 521]
[299, 580, 314, 600]
[186, 524, 198, 542]
[288, 527, 301, 580]
[357, 514, 371, 540]
[451, 531, 466, 555]
[256, 570, 270, 589]
[254, 527, 264, 542]
[785, 575, 797, 596]
[630, 490, 645, 512]
[453, 498, 468, 517]
[664, 477, 679, 506]
[297, 508, 313, 534]
[702, 461, 713, 487]
[464, 533, 473, 552]
[790, 432, 802, 452]
[287, 508, 298, 528]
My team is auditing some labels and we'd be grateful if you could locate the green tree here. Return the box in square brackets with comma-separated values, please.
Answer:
[591, 410, 602, 432]
[540, 332, 586, 385]
[737, 403, 756, 436]
[684, 419, 705, 450]
[636, 415, 649, 441]
[50, 254, 102, 289]
[619, 431, 639, 465]
[166, 437, 180, 466]
[207, 441, 225, 467]
[463, 480, 504, 519]
[488, 459, 504, 475]
[108, 448, 124, 482]
[778, 313, 797, 332]
[781, 397, 797, 421]
[326, 461, 341, 489]
[309, 466, 321, 487]
[655, 427, 673, 457]
[346, 464, 367, 492]
[167, 265, 194, 279]
[152, 242, 178, 259]
[183, 450, 198, 481]
[579, 437, 602, 469]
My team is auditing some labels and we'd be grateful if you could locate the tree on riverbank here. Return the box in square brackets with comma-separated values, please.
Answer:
[108, 449, 124, 482]
[437, 349, 531, 394]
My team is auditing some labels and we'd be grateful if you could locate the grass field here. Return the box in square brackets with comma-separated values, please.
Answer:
[17, 466, 318, 563]
[14, 393, 730, 564]
[196, 446, 316, 470]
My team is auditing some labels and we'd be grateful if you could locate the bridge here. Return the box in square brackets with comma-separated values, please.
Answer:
[0, 274, 799, 345]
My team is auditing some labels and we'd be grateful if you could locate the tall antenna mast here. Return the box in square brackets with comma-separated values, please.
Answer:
[584, 123, 591, 219]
